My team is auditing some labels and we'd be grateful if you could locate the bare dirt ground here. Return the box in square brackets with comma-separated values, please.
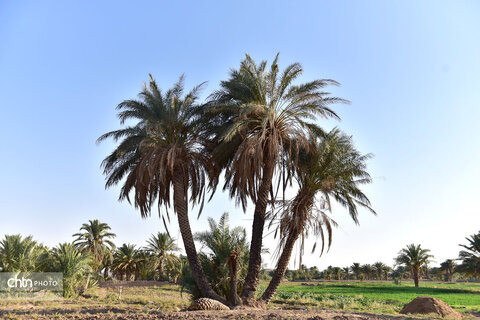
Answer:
[0, 307, 433, 320]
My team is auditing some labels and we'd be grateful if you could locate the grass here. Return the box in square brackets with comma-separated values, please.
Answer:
[261, 280, 480, 315]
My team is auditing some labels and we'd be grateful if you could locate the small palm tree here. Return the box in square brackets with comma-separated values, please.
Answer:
[342, 266, 350, 280]
[0, 234, 48, 272]
[351, 263, 361, 280]
[395, 244, 433, 287]
[440, 259, 456, 282]
[206, 54, 346, 300]
[260, 130, 374, 303]
[195, 212, 249, 305]
[73, 219, 116, 273]
[98, 75, 223, 302]
[146, 232, 179, 281]
[51, 243, 92, 297]
[457, 231, 480, 278]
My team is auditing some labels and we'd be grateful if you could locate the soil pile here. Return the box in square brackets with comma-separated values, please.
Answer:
[400, 296, 462, 319]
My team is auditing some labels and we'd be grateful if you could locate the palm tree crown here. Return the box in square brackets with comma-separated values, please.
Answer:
[146, 232, 179, 280]
[73, 219, 116, 271]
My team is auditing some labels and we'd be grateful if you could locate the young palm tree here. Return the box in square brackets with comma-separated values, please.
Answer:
[146, 232, 179, 281]
[51, 243, 92, 297]
[351, 262, 361, 280]
[457, 231, 480, 278]
[98, 75, 224, 302]
[206, 54, 346, 300]
[260, 130, 374, 303]
[73, 219, 116, 273]
[395, 244, 433, 287]
[440, 259, 456, 282]
[0, 234, 48, 272]
[195, 212, 249, 305]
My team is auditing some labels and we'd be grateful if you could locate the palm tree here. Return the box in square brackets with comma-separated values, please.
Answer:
[111, 244, 143, 281]
[206, 54, 345, 301]
[98, 75, 224, 302]
[395, 244, 433, 287]
[383, 265, 392, 280]
[342, 266, 350, 280]
[373, 262, 387, 280]
[332, 267, 342, 281]
[146, 232, 179, 281]
[440, 259, 456, 282]
[260, 130, 375, 303]
[361, 264, 374, 280]
[351, 263, 361, 280]
[195, 212, 249, 305]
[0, 234, 48, 272]
[457, 231, 480, 278]
[51, 243, 92, 297]
[73, 219, 116, 273]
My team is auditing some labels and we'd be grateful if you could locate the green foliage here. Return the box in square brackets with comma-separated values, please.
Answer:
[0, 234, 49, 272]
[185, 212, 249, 299]
[146, 232, 179, 281]
[457, 231, 480, 278]
[51, 243, 92, 297]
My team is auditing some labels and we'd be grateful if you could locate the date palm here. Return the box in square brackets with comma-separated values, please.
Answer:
[111, 244, 143, 281]
[146, 232, 179, 281]
[260, 130, 375, 303]
[73, 219, 116, 273]
[351, 262, 361, 280]
[0, 234, 48, 272]
[207, 54, 345, 300]
[457, 231, 480, 278]
[195, 212, 249, 305]
[98, 75, 224, 302]
[440, 259, 456, 282]
[51, 243, 92, 297]
[395, 244, 433, 287]
[373, 262, 387, 280]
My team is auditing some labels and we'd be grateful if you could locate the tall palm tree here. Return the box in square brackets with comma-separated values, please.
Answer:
[98, 75, 224, 302]
[260, 130, 374, 303]
[206, 54, 345, 301]
[0, 234, 48, 272]
[73, 219, 116, 273]
[395, 244, 433, 287]
[146, 232, 179, 281]
[51, 243, 92, 297]
[457, 231, 480, 278]
[440, 259, 456, 282]
[195, 212, 249, 305]
[351, 262, 361, 280]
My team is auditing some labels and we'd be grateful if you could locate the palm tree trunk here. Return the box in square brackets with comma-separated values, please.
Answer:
[260, 231, 298, 303]
[241, 157, 275, 301]
[228, 248, 241, 306]
[158, 263, 164, 281]
[413, 268, 419, 287]
[173, 170, 226, 304]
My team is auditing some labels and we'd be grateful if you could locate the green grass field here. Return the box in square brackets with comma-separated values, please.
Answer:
[264, 281, 480, 315]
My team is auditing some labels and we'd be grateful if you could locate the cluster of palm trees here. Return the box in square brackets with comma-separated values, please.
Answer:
[98, 53, 375, 306]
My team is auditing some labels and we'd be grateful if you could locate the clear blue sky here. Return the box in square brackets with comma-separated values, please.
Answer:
[1, 0, 479, 269]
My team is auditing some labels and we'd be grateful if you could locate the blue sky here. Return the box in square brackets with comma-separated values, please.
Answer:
[1, 1, 479, 269]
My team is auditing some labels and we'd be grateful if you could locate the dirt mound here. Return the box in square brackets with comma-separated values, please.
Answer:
[400, 296, 462, 319]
